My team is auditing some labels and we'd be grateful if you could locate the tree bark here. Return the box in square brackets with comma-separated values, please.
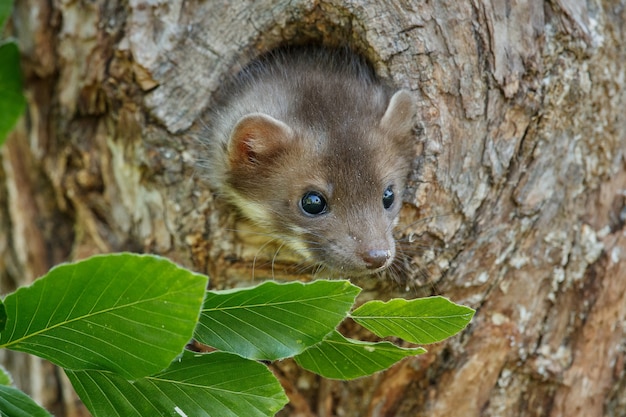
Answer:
[2, 0, 625, 416]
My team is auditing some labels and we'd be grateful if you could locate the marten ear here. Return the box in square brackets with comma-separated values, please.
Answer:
[379, 90, 416, 139]
[228, 113, 294, 167]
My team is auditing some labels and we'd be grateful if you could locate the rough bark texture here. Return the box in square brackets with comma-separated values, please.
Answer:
[1, 0, 625, 416]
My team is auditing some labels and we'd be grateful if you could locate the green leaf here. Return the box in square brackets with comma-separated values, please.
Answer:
[0, 384, 53, 417]
[0, 365, 12, 386]
[67, 351, 287, 417]
[351, 296, 475, 344]
[0, 253, 208, 379]
[195, 280, 360, 360]
[0, 0, 13, 31]
[0, 297, 6, 332]
[0, 41, 26, 146]
[294, 331, 426, 380]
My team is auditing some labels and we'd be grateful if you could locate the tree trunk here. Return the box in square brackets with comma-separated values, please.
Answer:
[2, 0, 625, 416]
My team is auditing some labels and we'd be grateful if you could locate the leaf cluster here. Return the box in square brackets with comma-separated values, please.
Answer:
[0, 253, 474, 416]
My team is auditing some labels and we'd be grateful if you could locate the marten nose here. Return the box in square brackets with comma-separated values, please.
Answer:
[361, 249, 391, 269]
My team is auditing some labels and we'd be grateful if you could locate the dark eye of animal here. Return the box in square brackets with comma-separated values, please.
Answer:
[382, 186, 395, 209]
[300, 191, 328, 216]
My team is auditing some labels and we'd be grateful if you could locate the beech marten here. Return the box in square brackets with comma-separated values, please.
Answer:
[199, 47, 416, 277]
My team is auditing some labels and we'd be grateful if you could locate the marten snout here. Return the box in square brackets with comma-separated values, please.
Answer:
[360, 248, 393, 270]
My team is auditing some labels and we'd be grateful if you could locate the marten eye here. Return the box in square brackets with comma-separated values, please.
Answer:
[300, 191, 328, 216]
[382, 186, 395, 209]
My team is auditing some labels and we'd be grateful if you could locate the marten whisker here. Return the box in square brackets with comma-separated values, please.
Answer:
[252, 238, 280, 281]
[271, 242, 287, 280]
[397, 212, 455, 232]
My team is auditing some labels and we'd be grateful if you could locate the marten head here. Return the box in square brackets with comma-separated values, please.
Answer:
[204, 47, 416, 277]
[224, 89, 415, 276]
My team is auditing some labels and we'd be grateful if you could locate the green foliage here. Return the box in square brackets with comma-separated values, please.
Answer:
[0, 384, 52, 417]
[351, 296, 475, 344]
[0, 0, 14, 31]
[195, 280, 360, 360]
[68, 351, 287, 417]
[0, 40, 26, 146]
[0, 253, 474, 416]
[0, 0, 26, 147]
[0, 297, 6, 332]
[294, 330, 426, 380]
[0, 365, 52, 417]
[0, 365, 11, 386]
[0, 253, 207, 379]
